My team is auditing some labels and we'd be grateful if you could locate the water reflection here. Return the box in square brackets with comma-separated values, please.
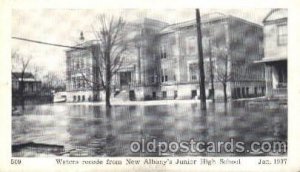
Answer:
[12, 101, 287, 157]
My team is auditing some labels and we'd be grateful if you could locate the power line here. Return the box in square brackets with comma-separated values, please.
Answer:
[12, 36, 86, 49]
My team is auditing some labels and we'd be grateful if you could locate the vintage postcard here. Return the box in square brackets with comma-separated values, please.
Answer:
[1, 0, 300, 171]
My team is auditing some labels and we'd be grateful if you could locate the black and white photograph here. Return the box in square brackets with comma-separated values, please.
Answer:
[10, 8, 288, 158]
[9, 8, 289, 159]
[1, 0, 300, 170]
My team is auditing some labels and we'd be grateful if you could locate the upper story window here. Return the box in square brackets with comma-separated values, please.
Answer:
[76, 58, 80, 69]
[160, 45, 167, 59]
[277, 24, 287, 46]
[186, 36, 197, 55]
[202, 37, 211, 56]
[161, 68, 168, 82]
[77, 77, 81, 88]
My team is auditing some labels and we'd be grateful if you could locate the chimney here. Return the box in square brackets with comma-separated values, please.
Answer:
[79, 31, 85, 41]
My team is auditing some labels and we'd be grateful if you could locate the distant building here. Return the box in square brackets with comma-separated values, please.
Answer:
[12, 72, 41, 95]
[65, 13, 265, 102]
[12, 72, 42, 105]
[65, 18, 167, 102]
[156, 13, 265, 100]
[65, 40, 101, 102]
[259, 9, 287, 97]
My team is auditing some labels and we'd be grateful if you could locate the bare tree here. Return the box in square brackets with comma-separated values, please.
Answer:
[214, 49, 231, 103]
[11, 49, 33, 108]
[213, 47, 252, 103]
[42, 72, 66, 92]
[31, 65, 43, 81]
[91, 15, 129, 108]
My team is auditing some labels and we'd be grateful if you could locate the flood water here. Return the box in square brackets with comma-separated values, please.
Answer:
[12, 101, 287, 157]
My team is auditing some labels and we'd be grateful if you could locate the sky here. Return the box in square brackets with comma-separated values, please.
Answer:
[11, 9, 271, 78]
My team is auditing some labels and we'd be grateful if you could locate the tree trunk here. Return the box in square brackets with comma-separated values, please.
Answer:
[105, 85, 111, 108]
[19, 77, 25, 110]
[223, 54, 228, 103]
[223, 82, 227, 103]
[105, 51, 112, 108]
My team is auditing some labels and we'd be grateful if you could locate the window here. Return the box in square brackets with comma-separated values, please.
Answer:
[164, 75, 168, 82]
[80, 58, 83, 68]
[191, 75, 197, 80]
[160, 45, 167, 59]
[237, 88, 241, 98]
[82, 58, 85, 68]
[129, 91, 135, 100]
[72, 78, 75, 89]
[120, 71, 131, 86]
[261, 87, 265, 94]
[242, 87, 245, 97]
[162, 91, 167, 98]
[152, 92, 156, 99]
[72, 59, 76, 71]
[191, 90, 197, 99]
[278, 24, 287, 45]
[161, 75, 168, 82]
[82, 80, 86, 88]
[189, 63, 198, 81]
[202, 37, 210, 56]
[277, 62, 287, 84]
[174, 90, 178, 99]
[161, 69, 168, 83]
[186, 36, 197, 55]
[77, 77, 81, 88]
[76, 58, 80, 68]
[150, 76, 155, 83]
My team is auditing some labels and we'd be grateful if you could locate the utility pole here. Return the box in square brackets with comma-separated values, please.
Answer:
[196, 9, 207, 110]
[208, 39, 215, 103]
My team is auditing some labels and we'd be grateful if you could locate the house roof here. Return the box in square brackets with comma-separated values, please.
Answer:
[254, 57, 287, 63]
[12, 72, 34, 79]
[12, 72, 41, 82]
[263, 9, 287, 23]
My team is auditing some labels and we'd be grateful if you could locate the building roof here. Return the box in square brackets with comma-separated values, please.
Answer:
[159, 12, 228, 34]
[263, 9, 287, 23]
[254, 56, 287, 64]
[12, 72, 34, 79]
[12, 72, 40, 82]
[68, 12, 263, 48]
[159, 12, 262, 34]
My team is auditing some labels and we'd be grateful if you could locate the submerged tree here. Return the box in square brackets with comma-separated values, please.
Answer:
[90, 15, 129, 108]
[213, 47, 252, 103]
[11, 49, 33, 108]
[214, 48, 232, 103]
